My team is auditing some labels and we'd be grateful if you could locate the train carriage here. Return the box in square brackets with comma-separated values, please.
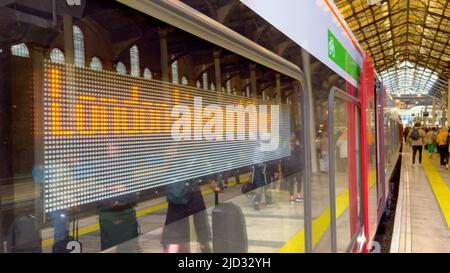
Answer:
[0, 0, 402, 253]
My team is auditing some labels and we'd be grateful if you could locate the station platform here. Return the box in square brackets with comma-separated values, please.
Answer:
[5, 169, 352, 253]
[36, 173, 309, 253]
[390, 145, 450, 253]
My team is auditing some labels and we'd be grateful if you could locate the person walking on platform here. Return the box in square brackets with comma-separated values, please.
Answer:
[426, 127, 437, 158]
[252, 162, 273, 210]
[282, 132, 303, 204]
[161, 149, 214, 253]
[336, 128, 348, 172]
[436, 127, 449, 169]
[408, 122, 426, 165]
[403, 126, 411, 144]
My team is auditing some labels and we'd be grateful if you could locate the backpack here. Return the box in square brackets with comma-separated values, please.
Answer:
[410, 128, 420, 140]
[251, 164, 268, 187]
[165, 180, 193, 205]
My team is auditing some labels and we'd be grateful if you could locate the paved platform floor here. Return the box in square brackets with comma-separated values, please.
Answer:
[2, 168, 358, 253]
[391, 145, 450, 253]
[103, 170, 358, 253]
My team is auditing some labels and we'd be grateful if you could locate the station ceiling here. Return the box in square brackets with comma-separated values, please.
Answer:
[334, 0, 450, 106]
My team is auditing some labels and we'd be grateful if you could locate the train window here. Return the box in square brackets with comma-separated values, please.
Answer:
[143, 68, 152, 80]
[226, 79, 232, 94]
[50, 48, 65, 64]
[202, 71, 208, 90]
[116, 61, 127, 75]
[130, 45, 140, 77]
[181, 76, 189, 85]
[73, 26, 85, 67]
[0, 0, 375, 255]
[90, 57, 103, 70]
[368, 99, 378, 232]
[171, 57, 179, 84]
[11, 43, 30, 58]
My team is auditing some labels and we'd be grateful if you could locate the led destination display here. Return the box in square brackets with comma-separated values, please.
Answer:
[43, 61, 291, 212]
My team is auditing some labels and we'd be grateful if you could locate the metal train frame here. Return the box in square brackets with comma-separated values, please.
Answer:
[120, 0, 403, 253]
[0, 0, 403, 253]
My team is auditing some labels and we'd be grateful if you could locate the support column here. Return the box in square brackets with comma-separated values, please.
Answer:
[275, 73, 281, 104]
[432, 97, 436, 126]
[301, 48, 318, 174]
[292, 81, 301, 129]
[213, 49, 222, 93]
[63, 15, 74, 65]
[448, 79, 450, 126]
[236, 74, 244, 96]
[158, 28, 169, 82]
[0, 46, 12, 253]
[31, 45, 46, 225]
[250, 63, 257, 98]
[443, 109, 447, 127]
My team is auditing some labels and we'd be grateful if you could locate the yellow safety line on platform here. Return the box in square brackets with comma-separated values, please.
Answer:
[41, 177, 249, 249]
[279, 171, 377, 253]
[278, 189, 350, 253]
[421, 157, 450, 230]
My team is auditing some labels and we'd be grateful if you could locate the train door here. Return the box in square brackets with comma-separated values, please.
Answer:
[361, 52, 378, 249]
[327, 86, 362, 252]
[375, 80, 385, 219]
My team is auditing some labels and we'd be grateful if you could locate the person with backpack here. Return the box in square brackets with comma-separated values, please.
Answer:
[252, 162, 273, 210]
[436, 127, 449, 169]
[161, 149, 214, 253]
[162, 177, 214, 253]
[446, 127, 450, 167]
[408, 122, 426, 165]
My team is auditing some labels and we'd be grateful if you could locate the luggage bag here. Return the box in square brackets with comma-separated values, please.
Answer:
[99, 206, 139, 251]
[212, 191, 248, 253]
[6, 215, 42, 253]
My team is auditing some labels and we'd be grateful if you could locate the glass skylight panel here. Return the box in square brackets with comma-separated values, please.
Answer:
[381, 60, 440, 96]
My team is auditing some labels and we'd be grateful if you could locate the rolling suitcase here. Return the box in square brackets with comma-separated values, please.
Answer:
[212, 191, 248, 253]
[52, 208, 83, 253]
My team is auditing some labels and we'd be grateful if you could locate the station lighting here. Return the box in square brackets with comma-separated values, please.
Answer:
[367, 0, 381, 5]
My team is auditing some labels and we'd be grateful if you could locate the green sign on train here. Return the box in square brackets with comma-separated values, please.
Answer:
[328, 30, 360, 83]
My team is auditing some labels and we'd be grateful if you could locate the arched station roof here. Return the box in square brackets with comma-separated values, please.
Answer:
[334, 0, 450, 106]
